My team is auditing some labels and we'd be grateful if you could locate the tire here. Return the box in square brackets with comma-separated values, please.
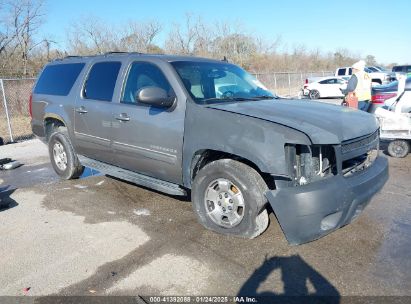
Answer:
[192, 159, 269, 239]
[387, 140, 410, 158]
[48, 128, 84, 179]
[309, 90, 320, 99]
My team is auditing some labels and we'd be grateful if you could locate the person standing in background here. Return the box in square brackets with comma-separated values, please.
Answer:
[343, 60, 372, 111]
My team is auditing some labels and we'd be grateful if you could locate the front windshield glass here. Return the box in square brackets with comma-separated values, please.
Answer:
[170, 61, 275, 104]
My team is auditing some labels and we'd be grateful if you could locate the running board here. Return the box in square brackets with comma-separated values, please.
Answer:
[78, 156, 186, 196]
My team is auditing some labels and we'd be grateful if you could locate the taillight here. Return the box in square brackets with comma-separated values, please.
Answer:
[29, 93, 33, 117]
[371, 93, 396, 104]
[305, 79, 308, 84]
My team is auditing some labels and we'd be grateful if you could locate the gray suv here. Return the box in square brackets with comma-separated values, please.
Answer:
[31, 53, 388, 245]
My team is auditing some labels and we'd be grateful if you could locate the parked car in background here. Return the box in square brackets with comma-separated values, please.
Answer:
[392, 65, 411, 76]
[369, 76, 411, 113]
[368, 66, 390, 73]
[335, 67, 392, 85]
[367, 66, 382, 73]
[303, 76, 346, 99]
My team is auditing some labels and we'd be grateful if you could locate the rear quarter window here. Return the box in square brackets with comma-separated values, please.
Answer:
[34, 63, 85, 96]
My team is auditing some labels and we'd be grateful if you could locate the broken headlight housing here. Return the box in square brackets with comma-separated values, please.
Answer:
[285, 144, 337, 186]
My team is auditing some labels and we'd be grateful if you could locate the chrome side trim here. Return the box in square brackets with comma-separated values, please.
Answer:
[74, 131, 110, 142]
[113, 141, 177, 164]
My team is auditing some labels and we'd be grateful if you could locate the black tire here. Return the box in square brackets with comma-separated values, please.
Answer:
[309, 90, 320, 99]
[387, 140, 410, 158]
[192, 159, 269, 239]
[48, 128, 84, 179]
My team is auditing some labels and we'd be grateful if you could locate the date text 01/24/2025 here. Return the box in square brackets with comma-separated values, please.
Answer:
[146, 296, 257, 303]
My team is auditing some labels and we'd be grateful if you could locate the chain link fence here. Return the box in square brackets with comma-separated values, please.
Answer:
[0, 71, 333, 145]
[253, 71, 333, 96]
[0, 78, 36, 144]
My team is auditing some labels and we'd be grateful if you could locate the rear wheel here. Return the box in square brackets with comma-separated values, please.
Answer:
[309, 90, 320, 99]
[192, 159, 269, 239]
[387, 140, 410, 158]
[48, 128, 84, 179]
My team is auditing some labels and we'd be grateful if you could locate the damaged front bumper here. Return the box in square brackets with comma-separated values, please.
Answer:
[265, 156, 389, 245]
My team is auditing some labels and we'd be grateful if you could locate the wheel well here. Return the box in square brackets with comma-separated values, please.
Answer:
[372, 79, 382, 84]
[44, 117, 65, 141]
[190, 150, 276, 190]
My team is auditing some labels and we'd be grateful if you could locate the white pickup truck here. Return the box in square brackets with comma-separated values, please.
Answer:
[335, 67, 392, 85]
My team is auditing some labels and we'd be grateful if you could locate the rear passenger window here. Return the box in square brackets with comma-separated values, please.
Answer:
[84, 62, 121, 101]
[34, 63, 85, 96]
[121, 62, 172, 104]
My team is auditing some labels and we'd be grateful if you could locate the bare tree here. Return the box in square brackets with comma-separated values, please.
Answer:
[121, 21, 162, 53]
[66, 16, 120, 55]
[165, 13, 201, 55]
[8, 0, 45, 75]
[0, 3, 17, 56]
[365, 54, 377, 66]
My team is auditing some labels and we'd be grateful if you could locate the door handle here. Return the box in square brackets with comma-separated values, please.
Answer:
[115, 113, 130, 122]
[75, 106, 88, 114]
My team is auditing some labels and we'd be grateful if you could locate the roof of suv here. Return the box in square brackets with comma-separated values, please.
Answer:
[52, 52, 228, 64]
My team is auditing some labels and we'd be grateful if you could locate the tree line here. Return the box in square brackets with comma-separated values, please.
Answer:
[0, 0, 394, 77]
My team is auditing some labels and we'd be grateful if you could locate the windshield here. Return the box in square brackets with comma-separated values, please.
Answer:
[367, 67, 379, 72]
[170, 61, 275, 104]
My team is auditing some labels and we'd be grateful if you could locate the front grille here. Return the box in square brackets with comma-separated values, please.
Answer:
[341, 131, 379, 154]
[342, 131, 379, 177]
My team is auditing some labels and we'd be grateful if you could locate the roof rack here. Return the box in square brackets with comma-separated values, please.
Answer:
[104, 51, 144, 56]
[64, 55, 81, 59]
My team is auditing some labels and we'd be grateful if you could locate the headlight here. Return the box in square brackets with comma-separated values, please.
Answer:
[285, 144, 337, 186]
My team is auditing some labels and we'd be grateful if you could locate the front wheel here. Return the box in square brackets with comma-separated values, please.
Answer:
[48, 129, 84, 179]
[191, 159, 269, 239]
[387, 140, 410, 158]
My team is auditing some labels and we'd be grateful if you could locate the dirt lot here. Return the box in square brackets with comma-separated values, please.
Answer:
[0, 138, 410, 301]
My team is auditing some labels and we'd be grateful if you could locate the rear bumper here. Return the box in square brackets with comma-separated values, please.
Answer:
[31, 119, 46, 138]
[266, 156, 388, 245]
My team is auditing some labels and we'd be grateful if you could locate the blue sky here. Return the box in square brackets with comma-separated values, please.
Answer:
[41, 0, 410, 64]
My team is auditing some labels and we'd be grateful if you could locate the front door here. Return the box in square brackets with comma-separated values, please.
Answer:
[110, 61, 186, 184]
[74, 61, 122, 163]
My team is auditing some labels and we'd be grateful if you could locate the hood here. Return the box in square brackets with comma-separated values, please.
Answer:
[207, 99, 379, 144]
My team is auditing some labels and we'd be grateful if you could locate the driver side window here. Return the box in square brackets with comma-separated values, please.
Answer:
[121, 62, 172, 104]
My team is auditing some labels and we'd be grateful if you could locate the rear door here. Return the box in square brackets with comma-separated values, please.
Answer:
[74, 60, 122, 163]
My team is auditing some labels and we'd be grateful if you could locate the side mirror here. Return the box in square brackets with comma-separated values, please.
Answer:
[137, 87, 175, 108]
